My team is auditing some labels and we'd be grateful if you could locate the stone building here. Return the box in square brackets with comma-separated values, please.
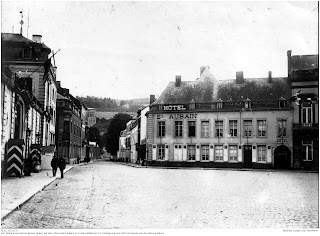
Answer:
[146, 66, 294, 169]
[288, 50, 318, 170]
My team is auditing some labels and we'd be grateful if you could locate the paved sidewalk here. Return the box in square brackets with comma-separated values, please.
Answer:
[1, 165, 73, 220]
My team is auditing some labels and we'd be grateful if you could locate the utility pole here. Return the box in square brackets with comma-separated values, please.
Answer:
[19, 10, 24, 35]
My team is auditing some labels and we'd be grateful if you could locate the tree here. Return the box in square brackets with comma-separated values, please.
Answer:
[88, 127, 101, 147]
[106, 113, 132, 155]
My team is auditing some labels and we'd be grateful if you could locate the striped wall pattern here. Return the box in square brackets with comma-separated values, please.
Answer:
[7, 139, 24, 177]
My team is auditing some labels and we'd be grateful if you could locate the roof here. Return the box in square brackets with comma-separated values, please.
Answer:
[154, 67, 291, 104]
[1, 33, 51, 51]
[291, 54, 318, 71]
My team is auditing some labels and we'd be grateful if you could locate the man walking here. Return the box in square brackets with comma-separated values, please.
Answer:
[51, 154, 58, 177]
[58, 157, 66, 178]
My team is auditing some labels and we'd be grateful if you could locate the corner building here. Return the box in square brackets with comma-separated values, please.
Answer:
[146, 66, 294, 169]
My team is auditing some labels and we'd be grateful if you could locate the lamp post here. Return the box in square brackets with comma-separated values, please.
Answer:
[24, 128, 32, 176]
[26, 128, 31, 157]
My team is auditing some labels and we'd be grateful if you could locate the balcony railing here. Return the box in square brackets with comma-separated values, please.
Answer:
[293, 123, 319, 129]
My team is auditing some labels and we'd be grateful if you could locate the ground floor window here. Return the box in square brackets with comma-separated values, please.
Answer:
[157, 145, 165, 160]
[257, 145, 267, 162]
[229, 145, 238, 161]
[215, 145, 223, 161]
[201, 145, 209, 161]
[302, 140, 313, 161]
[188, 145, 196, 161]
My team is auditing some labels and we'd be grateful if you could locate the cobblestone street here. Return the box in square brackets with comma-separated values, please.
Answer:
[1, 160, 318, 229]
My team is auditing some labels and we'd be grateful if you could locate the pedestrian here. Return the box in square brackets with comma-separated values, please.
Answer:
[58, 156, 66, 178]
[51, 154, 58, 177]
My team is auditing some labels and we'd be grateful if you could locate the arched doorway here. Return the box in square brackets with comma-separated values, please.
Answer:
[274, 145, 291, 169]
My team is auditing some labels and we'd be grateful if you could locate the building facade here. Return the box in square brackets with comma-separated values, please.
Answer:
[288, 51, 319, 170]
[55, 82, 83, 164]
[1, 33, 56, 176]
[146, 66, 294, 169]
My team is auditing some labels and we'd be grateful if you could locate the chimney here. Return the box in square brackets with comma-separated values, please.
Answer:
[287, 50, 292, 76]
[200, 66, 210, 76]
[236, 71, 244, 84]
[150, 95, 155, 104]
[175, 75, 181, 87]
[268, 71, 272, 83]
[32, 35, 42, 43]
[56, 81, 61, 88]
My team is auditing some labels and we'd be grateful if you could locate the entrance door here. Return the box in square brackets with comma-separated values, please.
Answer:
[274, 145, 291, 169]
[174, 144, 183, 161]
[243, 145, 252, 168]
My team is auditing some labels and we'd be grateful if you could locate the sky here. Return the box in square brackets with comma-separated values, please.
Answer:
[1, 1, 318, 100]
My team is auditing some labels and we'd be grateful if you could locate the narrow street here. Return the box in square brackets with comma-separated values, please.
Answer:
[1, 160, 318, 229]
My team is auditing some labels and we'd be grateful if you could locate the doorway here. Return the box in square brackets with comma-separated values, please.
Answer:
[243, 145, 252, 168]
[274, 145, 291, 169]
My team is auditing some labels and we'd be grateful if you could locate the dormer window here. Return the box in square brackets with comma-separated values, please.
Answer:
[217, 98, 223, 109]
[278, 97, 287, 108]
[244, 98, 251, 109]
[189, 99, 195, 110]
[22, 48, 32, 58]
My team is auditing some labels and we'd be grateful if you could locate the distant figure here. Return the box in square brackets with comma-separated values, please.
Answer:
[51, 154, 58, 177]
[58, 157, 66, 178]
[77, 156, 80, 164]
[84, 156, 90, 164]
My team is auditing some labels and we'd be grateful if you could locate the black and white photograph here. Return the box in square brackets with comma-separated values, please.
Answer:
[0, 0, 319, 234]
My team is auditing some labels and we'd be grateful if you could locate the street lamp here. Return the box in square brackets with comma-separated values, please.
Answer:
[24, 128, 32, 176]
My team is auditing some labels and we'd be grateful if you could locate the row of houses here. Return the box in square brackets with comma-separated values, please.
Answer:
[120, 51, 318, 170]
[1, 32, 98, 177]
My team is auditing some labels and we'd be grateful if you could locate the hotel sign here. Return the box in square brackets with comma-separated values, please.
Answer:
[163, 104, 187, 111]
[157, 113, 197, 119]
[277, 138, 288, 143]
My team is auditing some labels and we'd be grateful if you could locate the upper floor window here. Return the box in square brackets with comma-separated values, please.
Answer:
[157, 121, 165, 137]
[257, 120, 267, 137]
[63, 121, 70, 133]
[215, 120, 223, 137]
[278, 120, 287, 137]
[244, 120, 252, 137]
[302, 103, 312, 124]
[22, 48, 32, 58]
[217, 98, 223, 109]
[175, 121, 183, 137]
[278, 97, 287, 108]
[244, 98, 251, 109]
[188, 121, 196, 137]
[229, 120, 238, 137]
[201, 121, 209, 137]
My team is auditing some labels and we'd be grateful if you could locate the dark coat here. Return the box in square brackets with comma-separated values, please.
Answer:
[51, 156, 58, 169]
[58, 157, 66, 170]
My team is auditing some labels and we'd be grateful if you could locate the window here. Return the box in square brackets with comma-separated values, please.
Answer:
[257, 120, 266, 137]
[63, 121, 70, 133]
[278, 120, 287, 137]
[201, 121, 209, 137]
[229, 120, 238, 137]
[187, 145, 196, 161]
[302, 140, 313, 161]
[22, 48, 32, 58]
[215, 120, 223, 137]
[229, 145, 238, 161]
[257, 145, 267, 162]
[158, 121, 165, 137]
[201, 145, 209, 161]
[188, 121, 196, 137]
[302, 104, 312, 124]
[175, 121, 183, 137]
[215, 145, 223, 161]
[244, 120, 252, 137]
[158, 145, 165, 160]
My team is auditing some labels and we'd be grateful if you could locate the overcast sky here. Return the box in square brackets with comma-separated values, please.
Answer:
[1, 1, 318, 100]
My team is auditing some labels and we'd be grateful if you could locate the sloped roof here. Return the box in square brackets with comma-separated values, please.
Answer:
[291, 54, 318, 71]
[154, 67, 291, 104]
[1, 33, 51, 51]
[1, 33, 35, 43]
[155, 67, 217, 104]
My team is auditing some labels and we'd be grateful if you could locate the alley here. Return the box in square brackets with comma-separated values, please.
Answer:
[1, 160, 318, 229]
